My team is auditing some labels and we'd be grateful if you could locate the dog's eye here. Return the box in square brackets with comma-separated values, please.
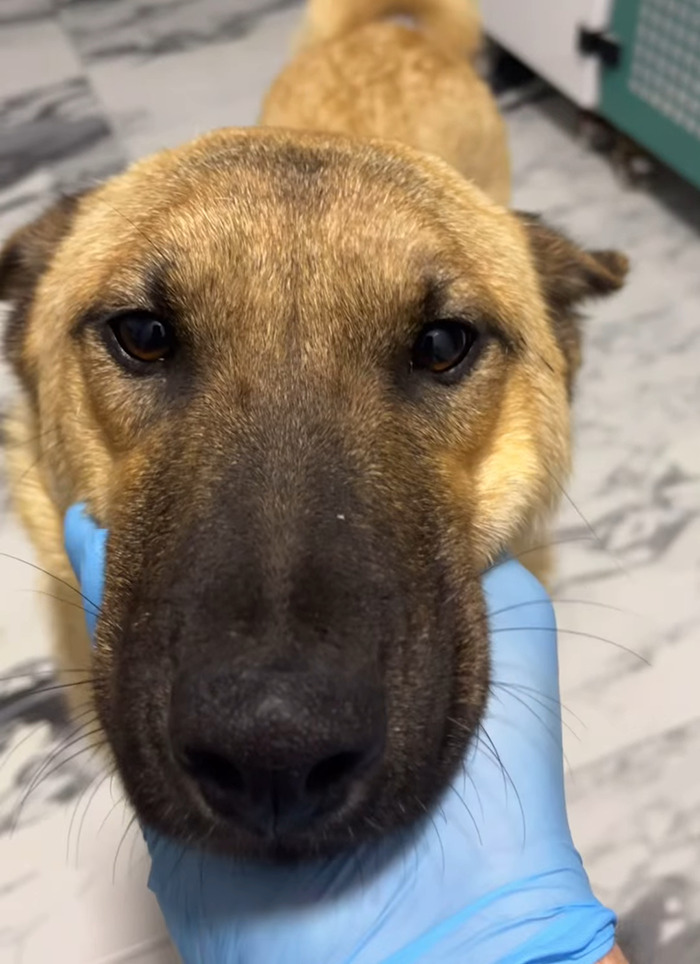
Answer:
[411, 321, 479, 375]
[109, 313, 175, 364]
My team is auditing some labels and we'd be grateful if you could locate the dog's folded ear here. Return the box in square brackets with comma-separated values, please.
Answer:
[0, 193, 87, 385]
[518, 212, 629, 392]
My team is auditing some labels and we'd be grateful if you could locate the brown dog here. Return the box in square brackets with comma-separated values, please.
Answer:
[0, 0, 627, 860]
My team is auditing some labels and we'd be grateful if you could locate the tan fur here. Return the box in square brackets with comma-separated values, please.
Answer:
[295, 0, 483, 59]
[263, 0, 510, 205]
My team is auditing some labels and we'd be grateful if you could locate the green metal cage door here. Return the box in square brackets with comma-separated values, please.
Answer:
[600, 0, 700, 189]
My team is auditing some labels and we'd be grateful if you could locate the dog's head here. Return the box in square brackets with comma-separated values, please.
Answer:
[0, 129, 627, 858]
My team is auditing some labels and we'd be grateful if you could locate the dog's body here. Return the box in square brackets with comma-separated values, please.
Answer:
[262, 0, 510, 205]
[0, 0, 627, 859]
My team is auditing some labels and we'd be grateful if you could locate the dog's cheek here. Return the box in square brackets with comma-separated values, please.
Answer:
[465, 368, 569, 562]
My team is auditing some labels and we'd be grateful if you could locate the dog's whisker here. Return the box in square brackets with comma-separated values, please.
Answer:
[490, 683, 579, 743]
[20, 587, 99, 616]
[490, 679, 586, 727]
[0, 703, 97, 777]
[543, 466, 631, 580]
[0, 667, 91, 682]
[477, 724, 526, 844]
[484, 534, 595, 575]
[100, 201, 173, 267]
[112, 811, 140, 884]
[75, 766, 116, 863]
[489, 624, 650, 665]
[127, 814, 147, 872]
[489, 688, 578, 775]
[1, 677, 95, 697]
[447, 784, 483, 846]
[11, 734, 106, 835]
[15, 433, 66, 486]
[97, 787, 128, 838]
[488, 597, 638, 620]
[13, 722, 103, 825]
[1, 424, 59, 450]
[465, 770, 485, 823]
[23, 720, 103, 795]
[0, 552, 100, 611]
[67, 758, 112, 864]
[428, 812, 446, 873]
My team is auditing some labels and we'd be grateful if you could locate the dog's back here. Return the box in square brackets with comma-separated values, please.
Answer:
[261, 0, 510, 205]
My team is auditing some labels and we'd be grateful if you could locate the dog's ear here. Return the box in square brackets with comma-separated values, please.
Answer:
[518, 212, 629, 392]
[0, 193, 87, 385]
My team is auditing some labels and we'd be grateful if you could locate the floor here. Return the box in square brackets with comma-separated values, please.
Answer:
[0, 1, 699, 962]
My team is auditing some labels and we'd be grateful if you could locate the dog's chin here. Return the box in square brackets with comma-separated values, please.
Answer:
[199, 820, 371, 863]
[142, 787, 405, 863]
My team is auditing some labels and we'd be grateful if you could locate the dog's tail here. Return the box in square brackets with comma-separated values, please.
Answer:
[297, 0, 482, 60]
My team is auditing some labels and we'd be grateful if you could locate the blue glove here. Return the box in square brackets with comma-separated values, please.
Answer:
[65, 504, 615, 964]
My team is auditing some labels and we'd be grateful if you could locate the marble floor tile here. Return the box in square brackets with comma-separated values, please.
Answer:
[0, 3, 82, 103]
[0, 76, 125, 197]
[59, 0, 302, 64]
[66, 2, 304, 160]
[0, 0, 126, 243]
[568, 717, 700, 964]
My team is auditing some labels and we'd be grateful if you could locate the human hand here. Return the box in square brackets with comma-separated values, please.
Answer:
[65, 504, 616, 964]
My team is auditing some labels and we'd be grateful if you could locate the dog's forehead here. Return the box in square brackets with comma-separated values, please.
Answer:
[51, 131, 539, 343]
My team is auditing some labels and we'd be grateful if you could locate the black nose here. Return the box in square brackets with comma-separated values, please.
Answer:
[169, 659, 385, 837]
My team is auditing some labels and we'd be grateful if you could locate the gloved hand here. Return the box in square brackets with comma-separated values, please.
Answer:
[65, 504, 616, 964]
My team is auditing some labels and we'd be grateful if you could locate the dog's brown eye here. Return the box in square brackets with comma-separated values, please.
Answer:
[110, 313, 174, 364]
[411, 321, 478, 374]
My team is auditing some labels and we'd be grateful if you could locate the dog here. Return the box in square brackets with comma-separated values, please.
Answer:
[0, 0, 628, 860]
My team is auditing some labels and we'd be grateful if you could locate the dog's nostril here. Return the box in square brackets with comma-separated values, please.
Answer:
[183, 748, 245, 793]
[305, 750, 365, 795]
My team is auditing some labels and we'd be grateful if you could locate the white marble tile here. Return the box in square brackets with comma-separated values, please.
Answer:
[0, 783, 176, 963]
[567, 717, 700, 963]
[73, 2, 303, 160]
[0, 7, 82, 102]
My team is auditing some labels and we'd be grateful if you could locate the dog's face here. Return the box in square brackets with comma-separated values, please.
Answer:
[0, 129, 627, 858]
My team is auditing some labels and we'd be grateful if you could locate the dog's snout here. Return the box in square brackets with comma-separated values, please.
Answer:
[169, 660, 386, 837]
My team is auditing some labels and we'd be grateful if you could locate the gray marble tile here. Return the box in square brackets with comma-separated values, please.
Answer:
[0, 76, 125, 196]
[0, 0, 126, 248]
[0, 0, 54, 27]
[0, 660, 99, 836]
[59, 0, 302, 63]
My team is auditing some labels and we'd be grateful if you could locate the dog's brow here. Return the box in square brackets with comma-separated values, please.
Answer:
[143, 263, 180, 321]
[70, 269, 180, 341]
[419, 278, 520, 353]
